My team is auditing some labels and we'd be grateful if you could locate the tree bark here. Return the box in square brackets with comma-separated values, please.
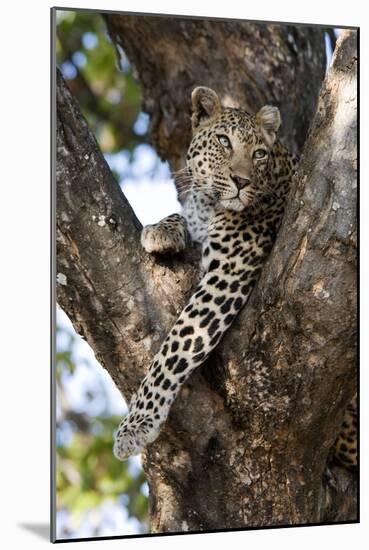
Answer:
[56, 18, 357, 534]
[106, 15, 326, 162]
[56, 68, 200, 399]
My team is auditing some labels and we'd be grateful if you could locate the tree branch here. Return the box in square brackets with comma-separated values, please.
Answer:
[215, 29, 357, 522]
[57, 31, 142, 152]
[56, 69, 200, 401]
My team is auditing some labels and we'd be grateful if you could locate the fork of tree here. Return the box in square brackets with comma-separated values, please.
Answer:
[56, 19, 357, 532]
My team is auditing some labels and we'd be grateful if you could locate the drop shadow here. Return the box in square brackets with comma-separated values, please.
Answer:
[18, 523, 50, 541]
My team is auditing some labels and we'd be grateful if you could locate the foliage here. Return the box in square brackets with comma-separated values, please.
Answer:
[56, 320, 148, 536]
[56, 10, 146, 154]
[55, 9, 173, 538]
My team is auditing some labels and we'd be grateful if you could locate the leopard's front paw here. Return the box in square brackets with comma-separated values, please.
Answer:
[113, 414, 159, 460]
[141, 223, 186, 254]
[113, 427, 146, 460]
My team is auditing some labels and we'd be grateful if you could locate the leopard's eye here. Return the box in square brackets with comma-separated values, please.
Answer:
[253, 149, 267, 159]
[217, 135, 231, 149]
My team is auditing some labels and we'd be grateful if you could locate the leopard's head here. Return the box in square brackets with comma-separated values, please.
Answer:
[185, 86, 281, 211]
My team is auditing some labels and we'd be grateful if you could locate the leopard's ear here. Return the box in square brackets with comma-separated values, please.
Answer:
[191, 87, 221, 131]
[256, 105, 281, 146]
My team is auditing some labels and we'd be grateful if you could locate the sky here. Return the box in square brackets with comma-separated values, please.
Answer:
[106, 145, 181, 225]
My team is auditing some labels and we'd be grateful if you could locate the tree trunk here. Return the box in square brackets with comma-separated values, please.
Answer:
[55, 16, 357, 534]
[106, 15, 326, 161]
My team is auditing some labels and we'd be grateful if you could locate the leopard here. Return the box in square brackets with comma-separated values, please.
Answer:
[113, 86, 296, 460]
[113, 86, 357, 466]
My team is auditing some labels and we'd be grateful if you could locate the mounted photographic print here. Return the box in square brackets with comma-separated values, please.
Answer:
[51, 7, 358, 542]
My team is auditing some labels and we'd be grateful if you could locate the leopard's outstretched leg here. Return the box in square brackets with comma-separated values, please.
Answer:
[114, 211, 273, 459]
[141, 213, 188, 254]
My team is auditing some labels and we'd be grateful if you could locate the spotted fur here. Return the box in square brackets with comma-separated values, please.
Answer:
[333, 394, 357, 468]
[113, 86, 298, 460]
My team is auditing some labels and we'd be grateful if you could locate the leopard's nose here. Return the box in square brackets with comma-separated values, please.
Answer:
[231, 175, 251, 190]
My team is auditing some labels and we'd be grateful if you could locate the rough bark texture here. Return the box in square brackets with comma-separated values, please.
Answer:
[56, 17, 357, 534]
[56, 68, 200, 399]
[106, 15, 326, 164]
